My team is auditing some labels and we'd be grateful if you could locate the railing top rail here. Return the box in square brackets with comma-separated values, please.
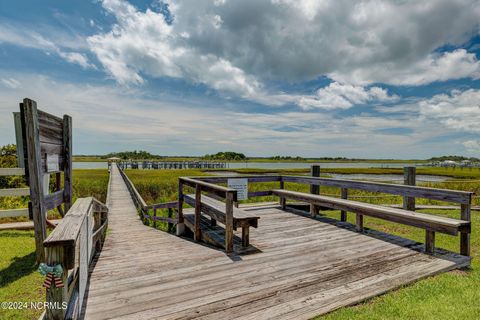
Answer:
[117, 164, 148, 209]
[282, 175, 473, 204]
[44, 197, 106, 248]
[192, 175, 282, 183]
[180, 177, 238, 201]
[0, 167, 25, 176]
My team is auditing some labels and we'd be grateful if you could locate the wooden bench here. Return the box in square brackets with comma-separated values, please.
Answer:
[184, 194, 259, 247]
[272, 189, 471, 254]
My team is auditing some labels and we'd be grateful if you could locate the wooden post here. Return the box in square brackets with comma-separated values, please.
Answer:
[225, 191, 234, 253]
[279, 178, 286, 210]
[340, 188, 348, 222]
[22, 99, 47, 263]
[403, 167, 416, 211]
[45, 246, 67, 320]
[425, 230, 435, 254]
[460, 203, 471, 256]
[177, 180, 184, 236]
[242, 227, 249, 247]
[167, 208, 173, 232]
[153, 207, 157, 229]
[310, 165, 320, 217]
[194, 184, 202, 241]
[63, 115, 72, 212]
[356, 214, 363, 232]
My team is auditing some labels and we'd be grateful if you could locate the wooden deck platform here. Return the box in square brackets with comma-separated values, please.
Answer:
[82, 166, 469, 320]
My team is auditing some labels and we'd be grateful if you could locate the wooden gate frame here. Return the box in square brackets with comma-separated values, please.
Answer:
[16, 98, 72, 263]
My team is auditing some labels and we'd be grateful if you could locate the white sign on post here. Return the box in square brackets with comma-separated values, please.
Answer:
[228, 178, 248, 201]
[46, 154, 59, 173]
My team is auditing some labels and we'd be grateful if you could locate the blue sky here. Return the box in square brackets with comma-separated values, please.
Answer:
[0, 0, 479, 159]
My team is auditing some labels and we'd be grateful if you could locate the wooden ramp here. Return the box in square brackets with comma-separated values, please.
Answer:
[82, 166, 469, 320]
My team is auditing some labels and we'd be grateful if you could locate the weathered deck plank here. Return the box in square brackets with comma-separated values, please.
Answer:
[82, 166, 469, 320]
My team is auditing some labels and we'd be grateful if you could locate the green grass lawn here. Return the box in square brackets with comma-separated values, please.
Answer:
[0, 169, 109, 320]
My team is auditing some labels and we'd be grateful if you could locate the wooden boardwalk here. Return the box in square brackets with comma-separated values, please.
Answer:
[82, 166, 469, 320]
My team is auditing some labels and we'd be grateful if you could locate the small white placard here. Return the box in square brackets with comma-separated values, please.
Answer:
[228, 178, 248, 201]
[46, 154, 59, 173]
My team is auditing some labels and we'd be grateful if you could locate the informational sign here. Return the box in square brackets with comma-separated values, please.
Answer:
[228, 178, 248, 200]
[46, 154, 59, 172]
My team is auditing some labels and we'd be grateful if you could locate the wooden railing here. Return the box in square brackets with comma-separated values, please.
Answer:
[117, 164, 178, 230]
[178, 177, 238, 252]
[193, 173, 474, 256]
[0, 167, 29, 218]
[42, 197, 108, 320]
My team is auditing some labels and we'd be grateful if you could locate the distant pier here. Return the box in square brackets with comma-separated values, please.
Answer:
[116, 160, 228, 170]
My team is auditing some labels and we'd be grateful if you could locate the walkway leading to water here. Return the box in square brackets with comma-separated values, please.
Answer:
[82, 165, 469, 320]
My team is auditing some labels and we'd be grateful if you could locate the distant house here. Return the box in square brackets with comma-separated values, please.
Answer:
[442, 160, 458, 167]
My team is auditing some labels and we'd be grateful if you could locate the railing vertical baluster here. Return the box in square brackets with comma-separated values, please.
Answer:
[194, 184, 202, 241]
[403, 167, 416, 210]
[279, 178, 286, 210]
[460, 203, 471, 256]
[310, 165, 320, 217]
[153, 207, 157, 229]
[340, 188, 348, 221]
[177, 180, 185, 235]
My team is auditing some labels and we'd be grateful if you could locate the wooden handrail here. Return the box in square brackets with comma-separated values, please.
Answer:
[281, 176, 473, 204]
[42, 197, 108, 320]
[117, 163, 179, 227]
[179, 177, 238, 201]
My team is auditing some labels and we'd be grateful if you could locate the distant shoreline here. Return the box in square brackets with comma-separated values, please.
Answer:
[72, 156, 426, 164]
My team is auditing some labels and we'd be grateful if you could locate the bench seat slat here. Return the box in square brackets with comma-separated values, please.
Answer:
[184, 194, 259, 228]
[272, 189, 470, 236]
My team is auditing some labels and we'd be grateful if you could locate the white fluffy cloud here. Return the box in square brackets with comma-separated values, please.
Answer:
[89, 0, 480, 95]
[88, 0, 261, 97]
[419, 89, 480, 132]
[297, 82, 398, 110]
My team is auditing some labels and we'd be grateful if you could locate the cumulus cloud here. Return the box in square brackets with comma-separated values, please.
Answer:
[89, 0, 480, 95]
[88, 0, 261, 96]
[297, 82, 398, 110]
[419, 89, 480, 132]
[332, 49, 480, 85]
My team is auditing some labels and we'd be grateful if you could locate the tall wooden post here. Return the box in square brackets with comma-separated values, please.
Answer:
[310, 165, 320, 217]
[225, 191, 235, 253]
[45, 246, 68, 320]
[22, 99, 47, 263]
[403, 167, 416, 211]
[63, 115, 72, 212]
